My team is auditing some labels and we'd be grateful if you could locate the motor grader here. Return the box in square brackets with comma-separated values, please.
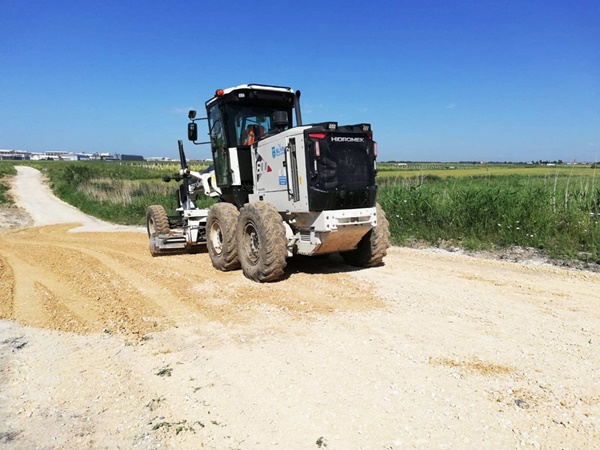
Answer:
[146, 84, 389, 282]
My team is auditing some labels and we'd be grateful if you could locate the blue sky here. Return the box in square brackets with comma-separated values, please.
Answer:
[1, 0, 598, 162]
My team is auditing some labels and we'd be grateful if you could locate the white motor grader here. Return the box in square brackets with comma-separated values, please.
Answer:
[147, 84, 389, 282]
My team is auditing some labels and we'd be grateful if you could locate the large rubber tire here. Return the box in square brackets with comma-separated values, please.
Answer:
[236, 202, 287, 282]
[146, 205, 170, 257]
[206, 203, 240, 271]
[340, 203, 390, 267]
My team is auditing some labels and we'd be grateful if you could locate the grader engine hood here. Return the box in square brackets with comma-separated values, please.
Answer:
[304, 123, 378, 211]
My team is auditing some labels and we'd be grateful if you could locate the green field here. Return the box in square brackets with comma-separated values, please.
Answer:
[1, 160, 598, 262]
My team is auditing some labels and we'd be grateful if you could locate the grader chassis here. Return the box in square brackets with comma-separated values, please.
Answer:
[147, 84, 389, 282]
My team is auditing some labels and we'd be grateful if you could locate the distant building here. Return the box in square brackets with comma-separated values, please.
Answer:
[146, 156, 175, 162]
[48, 151, 69, 159]
[61, 153, 91, 161]
[0, 149, 29, 160]
[29, 151, 69, 161]
[118, 154, 145, 161]
[2, 148, 149, 162]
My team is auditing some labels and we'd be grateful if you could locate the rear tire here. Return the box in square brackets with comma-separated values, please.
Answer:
[206, 203, 240, 271]
[146, 205, 170, 257]
[340, 203, 390, 267]
[237, 202, 287, 282]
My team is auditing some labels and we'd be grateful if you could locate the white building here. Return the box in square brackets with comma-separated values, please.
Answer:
[0, 149, 29, 160]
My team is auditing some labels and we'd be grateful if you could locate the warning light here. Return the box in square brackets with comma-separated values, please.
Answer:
[215, 89, 224, 97]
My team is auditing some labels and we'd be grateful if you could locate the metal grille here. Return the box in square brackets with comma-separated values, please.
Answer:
[334, 191, 370, 209]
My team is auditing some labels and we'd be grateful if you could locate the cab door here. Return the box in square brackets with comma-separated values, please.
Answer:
[208, 104, 230, 187]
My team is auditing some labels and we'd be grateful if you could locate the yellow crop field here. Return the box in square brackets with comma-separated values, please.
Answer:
[377, 163, 597, 179]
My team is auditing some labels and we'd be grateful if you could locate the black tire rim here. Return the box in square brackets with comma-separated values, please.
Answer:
[243, 221, 260, 265]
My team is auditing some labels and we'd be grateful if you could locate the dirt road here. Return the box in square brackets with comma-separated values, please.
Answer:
[1, 167, 599, 449]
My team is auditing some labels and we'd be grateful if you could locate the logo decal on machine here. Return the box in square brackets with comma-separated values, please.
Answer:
[331, 136, 365, 143]
[272, 144, 285, 158]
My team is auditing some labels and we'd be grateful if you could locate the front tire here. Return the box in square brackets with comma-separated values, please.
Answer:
[340, 203, 390, 267]
[146, 205, 170, 257]
[237, 202, 287, 282]
[206, 203, 240, 271]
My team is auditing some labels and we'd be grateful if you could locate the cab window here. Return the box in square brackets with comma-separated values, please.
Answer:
[227, 105, 283, 146]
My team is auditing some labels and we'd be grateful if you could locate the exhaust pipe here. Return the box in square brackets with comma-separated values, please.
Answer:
[294, 90, 302, 126]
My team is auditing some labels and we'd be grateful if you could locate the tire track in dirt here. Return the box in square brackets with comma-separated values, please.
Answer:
[1, 232, 164, 335]
[0, 223, 383, 337]
[2, 252, 88, 329]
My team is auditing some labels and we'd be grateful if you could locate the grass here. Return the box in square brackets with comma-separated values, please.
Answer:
[0, 162, 18, 205]
[377, 172, 600, 261]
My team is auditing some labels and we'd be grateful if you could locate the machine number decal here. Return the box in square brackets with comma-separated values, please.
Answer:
[255, 152, 272, 181]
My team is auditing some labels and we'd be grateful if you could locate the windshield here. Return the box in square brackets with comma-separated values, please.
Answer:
[225, 105, 292, 146]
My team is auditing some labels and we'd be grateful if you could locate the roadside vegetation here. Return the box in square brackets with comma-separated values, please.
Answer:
[2, 160, 599, 263]
[0, 162, 17, 205]
[378, 170, 600, 262]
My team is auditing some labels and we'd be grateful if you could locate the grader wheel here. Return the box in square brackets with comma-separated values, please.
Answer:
[237, 202, 287, 282]
[206, 202, 240, 271]
[340, 203, 390, 267]
[146, 205, 170, 257]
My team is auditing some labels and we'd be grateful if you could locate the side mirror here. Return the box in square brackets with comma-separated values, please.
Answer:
[188, 110, 197, 120]
[188, 122, 198, 141]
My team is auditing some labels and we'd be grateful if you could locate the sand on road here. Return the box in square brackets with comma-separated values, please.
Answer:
[0, 166, 599, 449]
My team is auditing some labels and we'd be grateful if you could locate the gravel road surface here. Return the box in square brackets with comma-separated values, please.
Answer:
[0, 167, 599, 449]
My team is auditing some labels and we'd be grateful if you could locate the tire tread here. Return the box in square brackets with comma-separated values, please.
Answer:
[206, 203, 240, 271]
[237, 202, 287, 282]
